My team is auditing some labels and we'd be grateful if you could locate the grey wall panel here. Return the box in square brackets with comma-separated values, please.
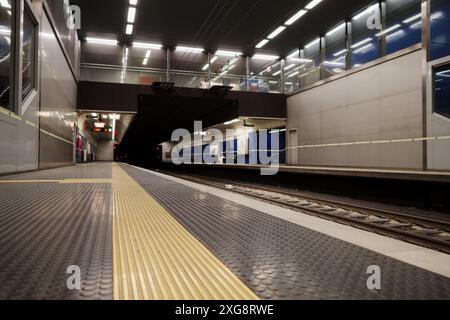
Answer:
[39, 132, 73, 169]
[38, 11, 77, 168]
[96, 141, 115, 161]
[0, 116, 18, 174]
[17, 93, 40, 172]
[287, 51, 424, 170]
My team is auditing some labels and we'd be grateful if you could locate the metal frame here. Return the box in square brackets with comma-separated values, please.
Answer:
[421, 0, 431, 170]
[428, 54, 450, 123]
[20, 0, 40, 112]
[42, 0, 79, 83]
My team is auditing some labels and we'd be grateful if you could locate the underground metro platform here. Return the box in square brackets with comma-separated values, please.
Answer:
[1, 0, 450, 311]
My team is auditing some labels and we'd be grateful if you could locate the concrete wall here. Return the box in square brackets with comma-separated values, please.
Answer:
[287, 50, 424, 170]
[0, 1, 79, 175]
[97, 141, 115, 161]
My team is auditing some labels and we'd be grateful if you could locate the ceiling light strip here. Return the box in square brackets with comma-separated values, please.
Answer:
[254, 0, 324, 49]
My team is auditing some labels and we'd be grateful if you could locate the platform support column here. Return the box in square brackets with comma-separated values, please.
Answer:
[280, 59, 285, 94]
[166, 48, 171, 82]
[245, 56, 250, 91]
[345, 20, 352, 70]
[207, 52, 212, 89]
[319, 36, 326, 80]
[421, 0, 431, 170]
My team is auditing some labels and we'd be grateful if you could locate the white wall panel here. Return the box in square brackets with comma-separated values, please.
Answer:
[287, 51, 424, 170]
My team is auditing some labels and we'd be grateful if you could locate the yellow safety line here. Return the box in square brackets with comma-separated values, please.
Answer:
[0, 180, 61, 184]
[59, 179, 112, 184]
[112, 163, 259, 300]
[0, 179, 112, 184]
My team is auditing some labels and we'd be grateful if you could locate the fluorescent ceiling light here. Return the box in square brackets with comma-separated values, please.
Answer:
[353, 43, 373, 54]
[86, 37, 118, 45]
[252, 54, 279, 60]
[267, 26, 286, 39]
[176, 46, 204, 53]
[326, 23, 346, 37]
[305, 0, 323, 10]
[215, 50, 242, 57]
[403, 13, 421, 24]
[285, 64, 295, 70]
[202, 64, 209, 71]
[125, 24, 134, 35]
[323, 61, 345, 67]
[287, 71, 300, 78]
[333, 49, 347, 56]
[304, 38, 320, 49]
[210, 56, 218, 63]
[255, 39, 269, 49]
[109, 114, 121, 120]
[133, 42, 162, 49]
[353, 4, 378, 21]
[410, 21, 422, 29]
[285, 9, 307, 26]
[127, 7, 136, 23]
[143, 49, 150, 65]
[287, 50, 299, 59]
[224, 119, 240, 125]
[0, 0, 11, 9]
[351, 37, 372, 48]
[375, 24, 401, 37]
[272, 70, 281, 76]
[129, 0, 138, 5]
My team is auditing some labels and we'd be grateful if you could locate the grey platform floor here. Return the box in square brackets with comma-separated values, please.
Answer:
[124, 164, 450, 300]
[0, 163, 113, 300]
[1, 162, 449, 300]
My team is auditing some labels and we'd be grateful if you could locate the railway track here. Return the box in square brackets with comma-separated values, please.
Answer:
[160, 170, 450, 254]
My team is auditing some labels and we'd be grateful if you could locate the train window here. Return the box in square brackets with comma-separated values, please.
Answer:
[433, 63, 450, 118]
[0, 0, 13, 111]
[22, 6, 36, 101]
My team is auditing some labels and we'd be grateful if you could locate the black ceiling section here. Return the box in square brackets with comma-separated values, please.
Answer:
[72, 0, 378, 59]
[77, 81, 287, 119]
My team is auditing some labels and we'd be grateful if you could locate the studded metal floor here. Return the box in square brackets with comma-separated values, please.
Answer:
[1, 162, 450, 300]
[123, 165, 450, 300]
[0, 163, 113, 300]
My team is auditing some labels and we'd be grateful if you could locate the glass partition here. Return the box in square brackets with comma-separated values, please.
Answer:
[299, 39, 321, 87]
[250, 56, 281, 93]
[324, 22, 348, 77]
[0, 0, 12, 110]
[433, 63, 450, 118]
[430, 0, 450, 61]
[351, 3, 381, 68]
[22, 7, 37, 101]
[385, 0, 422, 55]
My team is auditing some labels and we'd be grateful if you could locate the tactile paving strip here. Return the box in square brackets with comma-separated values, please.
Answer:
[0, 166, 113, 300]
[112, 164, 258, 300]
[123, 165, 450, 300]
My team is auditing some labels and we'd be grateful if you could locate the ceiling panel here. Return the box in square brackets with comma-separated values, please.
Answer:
[72, 0, 377, 68]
